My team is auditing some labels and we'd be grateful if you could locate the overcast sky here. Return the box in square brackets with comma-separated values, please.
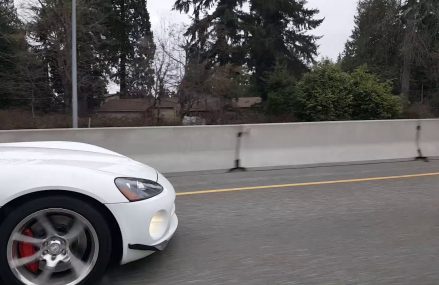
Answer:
[148, 0, 358, 60]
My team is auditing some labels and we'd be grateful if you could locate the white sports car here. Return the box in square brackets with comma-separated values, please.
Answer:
[0, 141, 178, 285]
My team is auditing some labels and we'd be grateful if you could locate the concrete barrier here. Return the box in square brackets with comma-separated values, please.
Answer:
[240, 120, 421, 169]
[0, 126, 241, 173]
[418, 119, 439, 158]
[0, 119, 435, 173]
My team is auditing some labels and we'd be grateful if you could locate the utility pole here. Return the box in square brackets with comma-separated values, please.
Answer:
[72, 0, 78, 128]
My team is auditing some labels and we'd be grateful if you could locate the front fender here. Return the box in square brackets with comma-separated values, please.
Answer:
[0, 165, 129, 207]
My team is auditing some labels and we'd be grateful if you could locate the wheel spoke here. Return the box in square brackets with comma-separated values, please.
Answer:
[11, 251, 41, 268]
[63, 219, 84, 242]
[8, 208, 99, 285]
[70, 253, 87, 277]
[33, 265, 55, 284]
[36, 214, 57, 236]
[12, 233, 44, 246]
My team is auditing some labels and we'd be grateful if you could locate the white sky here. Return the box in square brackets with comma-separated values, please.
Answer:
[15, 0, 358, 60]
[148, 0, 358, 60]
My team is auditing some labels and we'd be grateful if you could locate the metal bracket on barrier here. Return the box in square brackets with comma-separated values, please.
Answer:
[229, 128, 248, 172]
[415, 125, 429, 162]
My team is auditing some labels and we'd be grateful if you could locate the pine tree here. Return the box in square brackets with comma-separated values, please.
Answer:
[107, 0, 155, 97]
[342, 0, 439, 109]
[174, 0, 246, 67]
[400, 0, 439, 104]
[175, 0, 322, 100]
[29, 0, 112, 114]
[247, 0, 323, 99]
[0, 0, 24, 106]
[341, 0, 402, 87]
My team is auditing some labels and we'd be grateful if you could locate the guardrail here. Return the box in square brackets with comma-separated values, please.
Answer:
[0, 119, 437, 173]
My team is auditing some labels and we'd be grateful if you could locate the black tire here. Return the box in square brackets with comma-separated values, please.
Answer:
[0, 195, 112, 285]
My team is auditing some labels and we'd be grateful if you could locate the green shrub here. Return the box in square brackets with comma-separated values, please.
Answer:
[296, 62, 353, 121]
[294, 62, 402, 121]
[265, 64, 300, 116]
[350, 67, 402, 120]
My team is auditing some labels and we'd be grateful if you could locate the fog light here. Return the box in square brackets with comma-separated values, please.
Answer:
[149, 210, 169, 240]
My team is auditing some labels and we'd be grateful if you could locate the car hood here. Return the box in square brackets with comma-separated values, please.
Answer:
[0, 141, 158, 181]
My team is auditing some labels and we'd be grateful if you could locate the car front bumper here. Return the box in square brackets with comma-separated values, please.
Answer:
[105, 190, 178, 265]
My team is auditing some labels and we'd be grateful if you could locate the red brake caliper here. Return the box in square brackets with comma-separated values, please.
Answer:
[18, 229, 39, 273]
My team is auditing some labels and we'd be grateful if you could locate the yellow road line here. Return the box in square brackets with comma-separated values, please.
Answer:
[176, 172, 439, 197]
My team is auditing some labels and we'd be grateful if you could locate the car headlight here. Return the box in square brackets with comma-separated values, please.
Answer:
[115, 178, 164, 202]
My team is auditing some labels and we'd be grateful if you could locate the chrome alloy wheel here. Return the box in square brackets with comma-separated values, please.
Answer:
[6, 209, 99, 285]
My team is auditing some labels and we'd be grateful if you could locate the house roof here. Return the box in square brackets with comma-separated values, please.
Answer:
[233, 97, 262, 108]
[99, 97, 179, 113]
[158, 98, 179, 109]
[190, 97, 222, 112]
[104, 93, 119, 98]
[99, 99, 153, 112]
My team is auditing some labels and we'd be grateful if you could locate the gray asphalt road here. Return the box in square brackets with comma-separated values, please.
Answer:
[101, 159, 439, 285]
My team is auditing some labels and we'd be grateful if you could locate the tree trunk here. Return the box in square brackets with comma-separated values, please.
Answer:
[156, 97, 161, 125]
[119, 0, 128, 97]
[78, 94, 88, 117]
[120, 54, 127, 97]
[401, 18, 415, 107]
[401, 47, 411, 103]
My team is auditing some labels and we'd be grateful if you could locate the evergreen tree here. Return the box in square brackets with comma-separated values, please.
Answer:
[29, 0, 111, 114]
[0, 0, 49, 111]
[247, 0, 322, 99]
[341, 0, 402, 88]
[107, 0, 155, 97]
[175, 0, 323, 100]
[342, 0, 439, 111]
[400, 0, 439, 104]
[174, 0, 246, 67]
[0, 0, 24, 106]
